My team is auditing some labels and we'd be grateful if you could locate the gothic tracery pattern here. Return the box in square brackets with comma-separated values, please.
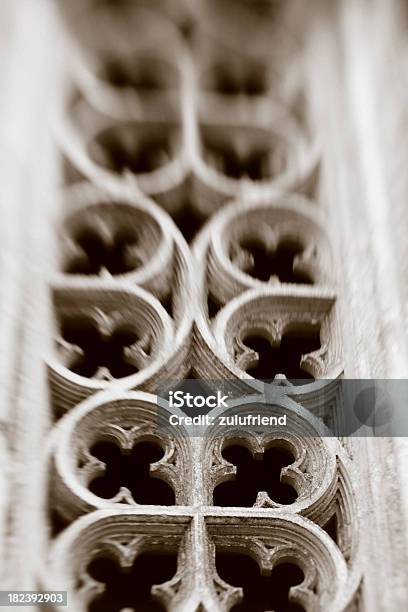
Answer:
[41, 1, 363, 610]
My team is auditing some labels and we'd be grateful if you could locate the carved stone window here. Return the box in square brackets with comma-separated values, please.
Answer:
[87, 552, 178, 612]
[213, 442, 298, 506]
[16, 1, 368, 610]
[215, 553, 305, 612]
[87, 439, 176, 505]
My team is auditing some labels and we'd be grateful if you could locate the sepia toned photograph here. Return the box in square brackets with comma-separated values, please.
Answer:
[0, 0, 408, 610]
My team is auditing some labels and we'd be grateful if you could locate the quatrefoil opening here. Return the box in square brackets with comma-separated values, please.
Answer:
[88, 439, 175, 505]
[213, 443, 298, 507]
[201, 126, 288, 181]
[202, 61, 268, 97]
[231, 236, 314, 285]
[98, 56, 180, 93]
[237, 326, 321, 384]
[89, 122, 180, 176]
[216, 552, 305, 612]
[59, 314, 152, 379]
[87, 552, 177, 612]
[65, 224, 142, 276]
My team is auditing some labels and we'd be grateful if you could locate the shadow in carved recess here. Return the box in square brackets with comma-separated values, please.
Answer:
[216, 553, 305, 612]
[60, 316, 149, 379]
[49, 508, 70, 539]
[204, 63, 267, 96]
[207, 292, 223, 319]
[89, 440, 175, 505]
[204, 139, 278, 180]
[235, 238, 313, 284]
[160, 290, 174, 319]
[237, 0, 282, 17]
[323, 512, 338, 545]
[99, 58, 176, 92]
[90, 124, 178, 175]
[171, 201, 206, 243]
[87, 553, 177, 612]
[241, 329, 321, 384]
[213, 444, 297, 507]
[65, 227, 142, 275]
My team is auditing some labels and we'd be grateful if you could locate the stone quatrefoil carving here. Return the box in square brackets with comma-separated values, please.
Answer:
[207, 430, 333, 513]
[208, 522, 345, 612]
[58, 189, 180, 314]
[86, 551, 177, 612]
[58, 310, 152, 380]
[213, 443, 298, 507]
[230, 236, 315, 285]
[205, 200, 331, 309]
[69, 529, 183, 612]
[86, 438, 175, 505]
[204, 138, 285, 181]
[216, 553, 305, 612]
[61, 200, 165, 280]
[50, 396, 192, 520]
[65, 224, 143, 276]
[223, 215, 325, 290]
[90, 123, 179, 176]
[200, 124, 294, 185]
[43, 1, 360, 609]
[234, 327, 322, 382]
[210, 290, 337, 382]
[65, 88, 315, 216]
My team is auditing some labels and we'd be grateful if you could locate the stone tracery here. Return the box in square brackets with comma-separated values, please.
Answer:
[41, 1, 363, 609]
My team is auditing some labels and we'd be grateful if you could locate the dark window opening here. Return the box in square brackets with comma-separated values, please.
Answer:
[59, 316, 148, 379]
[233, 238, 313, 284]
[65, 226, 141, 275]
[213, 443, 297, 506]
[203, 139, 274, 180]
[88, 440, 175, 505]
[216, 552, 305, 612]
[87, 552, 177, 612]
[89, 124, 177, 175]
[241, 329, 321, 384]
